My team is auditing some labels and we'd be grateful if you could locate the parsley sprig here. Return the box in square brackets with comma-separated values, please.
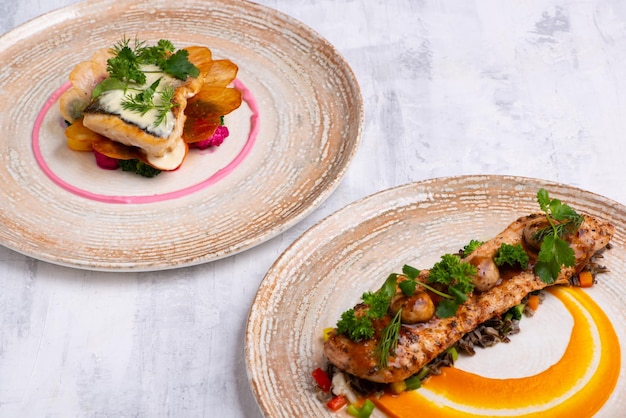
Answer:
[494, 243, 529, 269]
[533, 189, 584, 283]
[336, 274, 396, 341]
[427, 255, 477, 318]
[462, 239, 484, 256]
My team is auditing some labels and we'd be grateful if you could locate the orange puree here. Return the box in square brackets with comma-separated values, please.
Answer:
[374, 286, 620, 417]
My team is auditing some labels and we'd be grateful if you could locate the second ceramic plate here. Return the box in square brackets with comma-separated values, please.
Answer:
[246, 175, 626, 417]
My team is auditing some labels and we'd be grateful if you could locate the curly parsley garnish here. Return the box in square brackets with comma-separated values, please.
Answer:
[336, 274, 396, 341]
[462, 239, 484, 256]
[427, 254, 476, 318]
[533, 188, 584, 283]
[494, 243, 529, 269]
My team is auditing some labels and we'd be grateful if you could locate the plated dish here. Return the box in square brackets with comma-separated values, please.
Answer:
[0, 0, 362, 270]
[245, 175, 626, 417]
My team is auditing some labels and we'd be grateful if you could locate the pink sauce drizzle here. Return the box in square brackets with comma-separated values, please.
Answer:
[32, 79, 259, 204]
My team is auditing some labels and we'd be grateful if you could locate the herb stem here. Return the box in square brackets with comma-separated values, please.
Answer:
[413, 280, 453, 300]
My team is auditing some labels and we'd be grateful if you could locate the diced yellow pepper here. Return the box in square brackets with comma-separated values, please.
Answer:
[323, 327, 334, 341]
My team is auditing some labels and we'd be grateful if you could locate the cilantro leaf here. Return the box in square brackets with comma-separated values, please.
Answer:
[448, 285, 469, 304]
[402, 265, 420, 279]
[533, 189, 581, 283]
[376, 274, 397, 299]
[398, 278, 417, 297]
[537, 188, 551, 212]
[92, 77, 126, 99]
[162, 49, 200, 80]
[436, 299, 460, 318]
[494, 243, 529, 269]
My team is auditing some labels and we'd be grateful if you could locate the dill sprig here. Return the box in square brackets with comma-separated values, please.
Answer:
[375, 308, 402, 367]
[121, 79, 177, 127]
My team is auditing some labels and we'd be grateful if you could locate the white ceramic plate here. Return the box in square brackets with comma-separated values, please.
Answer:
[246, 175, 626, 417]
[0, 0, 362, 271]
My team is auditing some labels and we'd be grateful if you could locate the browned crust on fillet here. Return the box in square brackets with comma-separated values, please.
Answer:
[323, 213, 614, 383]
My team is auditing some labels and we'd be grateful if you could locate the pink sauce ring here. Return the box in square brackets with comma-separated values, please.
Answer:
[32, 79, 259, 204]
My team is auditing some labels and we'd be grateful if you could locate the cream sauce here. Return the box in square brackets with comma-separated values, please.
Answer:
[96, 65, 180, 138]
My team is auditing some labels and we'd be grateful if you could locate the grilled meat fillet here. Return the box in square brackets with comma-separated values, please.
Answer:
[323, 213, 614, 383]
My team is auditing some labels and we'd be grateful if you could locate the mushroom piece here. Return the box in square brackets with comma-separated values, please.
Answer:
[468, 255, 500, 292]
[389, 291, 435, 324]
[523, 216, 551, 251]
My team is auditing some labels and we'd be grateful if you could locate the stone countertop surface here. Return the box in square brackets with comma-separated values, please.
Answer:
[1, 0, 625, 416]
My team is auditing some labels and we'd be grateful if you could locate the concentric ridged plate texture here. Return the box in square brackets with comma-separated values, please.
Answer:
[245, 175, 626, 417]
[0, 0, 362, 270]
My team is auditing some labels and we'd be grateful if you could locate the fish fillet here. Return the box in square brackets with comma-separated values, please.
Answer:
[323, 213, 614, 383]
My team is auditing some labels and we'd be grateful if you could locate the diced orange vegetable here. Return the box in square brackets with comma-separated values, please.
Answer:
[578, 271, 594, 288]
[527, 294, 540, 311]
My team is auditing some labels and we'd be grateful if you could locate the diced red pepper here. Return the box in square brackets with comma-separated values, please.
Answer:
[326, 395, 348, 411]
[311, 367, 332, 392]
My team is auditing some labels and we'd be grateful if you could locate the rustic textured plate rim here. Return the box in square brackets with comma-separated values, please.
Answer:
[0, 0, 363, 271]
[245, 174, 626, 417]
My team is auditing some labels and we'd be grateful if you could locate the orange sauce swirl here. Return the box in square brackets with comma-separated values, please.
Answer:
[374, 286, 621, 417]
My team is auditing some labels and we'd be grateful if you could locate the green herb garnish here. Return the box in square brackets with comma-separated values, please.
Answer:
[462, 239, 484, 256]
[92, 37, 200, 128]
[427, 254, 476, 318]
[494, 243, 529, 269]
[533, 189, 584, 283]
[375, 308, 402, 367]
[106, 37, 199, 84]
[121, 80, 178, 127]
[336, 275, 396, 342]
[397, 265, 419, 296]
[118, 159, 162, 178]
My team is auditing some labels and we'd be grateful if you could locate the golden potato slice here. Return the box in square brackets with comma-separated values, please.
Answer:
[203, 60, 239, 87]
[185, 46, 214, 74]
[65, 119, 104, 151]
[92, 136, 141, 160]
